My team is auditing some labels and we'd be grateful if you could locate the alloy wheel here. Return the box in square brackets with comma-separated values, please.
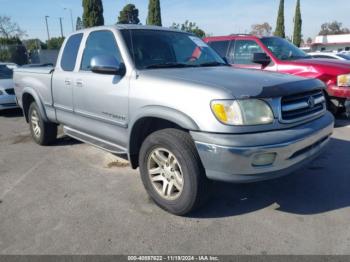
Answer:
[147, 148, 184, 201]
[31, 109, 41, 138]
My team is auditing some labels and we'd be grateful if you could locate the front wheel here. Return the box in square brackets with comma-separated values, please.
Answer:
[139, 129, 210, 216]
[28, 102, 57, 145]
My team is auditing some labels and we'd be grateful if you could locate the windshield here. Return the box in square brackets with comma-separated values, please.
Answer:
[121, 29, 226, 70]
[0, 65, 13, 80]
[261, 37, 309, 61]
[338, 54, 350, 60]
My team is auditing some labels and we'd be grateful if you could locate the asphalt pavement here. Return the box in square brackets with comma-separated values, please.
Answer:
[0, 109, 350, 255]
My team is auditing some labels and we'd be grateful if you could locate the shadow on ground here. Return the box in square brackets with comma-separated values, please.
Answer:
[0, 108, 23, 118]
[191, 137, 350, 218]
[54, 135, 83, 147]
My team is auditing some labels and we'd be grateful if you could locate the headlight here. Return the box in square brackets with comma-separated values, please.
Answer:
[337, 74, 350, 87]
[211, 99, 274, 125]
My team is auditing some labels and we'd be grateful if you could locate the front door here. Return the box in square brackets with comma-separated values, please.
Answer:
[229, 39, 271, 70]
[72, 30, 129, 147]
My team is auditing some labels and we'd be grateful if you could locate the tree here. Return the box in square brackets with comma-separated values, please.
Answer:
[22, 39, 46, 52]
[117, 4, 140, 24]
[147, 0, 162, 26]
[250, 23, 272, 36]
[319, 21, 350, 35]
[0, 16, 26, 39]
[171, 21, 206, 38]
[76, 17, 84, 30]
[293, 0, 302, 47]
[0, 37, 28, 65]
[0, 37, 21, 45]
[47, 37, 65, 50]
[82, 0, 104, 28]
[274, 0, 285, 38]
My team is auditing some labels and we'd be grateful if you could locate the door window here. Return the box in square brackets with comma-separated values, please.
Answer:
[208, 40, 230, 58]
[81, 30, 122, 71]
[61, 33, 83, 71]
[232, 40, 263, 65]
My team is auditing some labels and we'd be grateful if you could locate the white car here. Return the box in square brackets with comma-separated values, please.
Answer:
[0, 63, 18, 111]
[309, 52, 350, 61]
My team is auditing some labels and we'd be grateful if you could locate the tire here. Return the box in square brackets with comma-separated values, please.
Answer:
[139, 128, 210, 215]
[28, 102, 57, 145]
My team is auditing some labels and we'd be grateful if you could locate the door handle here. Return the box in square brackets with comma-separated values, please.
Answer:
[76, 80, 83, 87]
[65, 79, 72, 85]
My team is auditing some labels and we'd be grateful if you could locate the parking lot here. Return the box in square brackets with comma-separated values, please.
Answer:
[0, 109, 350, 255]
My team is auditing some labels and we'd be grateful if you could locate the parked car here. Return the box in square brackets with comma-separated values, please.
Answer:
[0, 63, 18, 111]
[309, 52, 350, 61]
[204, 35, 350, 116]
[14, 25, 334, 215]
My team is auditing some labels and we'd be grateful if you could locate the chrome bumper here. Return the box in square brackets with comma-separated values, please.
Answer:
[191, 112, 334, 183]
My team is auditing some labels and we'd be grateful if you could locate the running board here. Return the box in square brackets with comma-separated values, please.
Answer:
[63, 126, 127, 155]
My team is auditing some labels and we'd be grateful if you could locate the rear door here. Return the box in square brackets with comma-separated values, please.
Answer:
[52, 33, 83, 125]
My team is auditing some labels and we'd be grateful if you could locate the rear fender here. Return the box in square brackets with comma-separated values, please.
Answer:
[22, 87, 49, 122]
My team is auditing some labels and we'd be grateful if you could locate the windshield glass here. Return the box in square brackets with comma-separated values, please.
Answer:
[121, 29, 226, 70]
[0, 65, 13, 79]
[338, 54, 350, 60]
[261, 37, 309, 61]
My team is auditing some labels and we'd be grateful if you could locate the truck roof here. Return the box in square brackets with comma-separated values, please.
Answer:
[73, 24, 185, 35]
[204, 34, 266, 42]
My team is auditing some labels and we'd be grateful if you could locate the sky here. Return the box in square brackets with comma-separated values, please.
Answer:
[0, 0, 349, 41]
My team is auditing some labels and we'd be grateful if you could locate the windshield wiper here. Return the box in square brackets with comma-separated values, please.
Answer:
[197, 61, 230, 67]
[145, 63, 195, 69]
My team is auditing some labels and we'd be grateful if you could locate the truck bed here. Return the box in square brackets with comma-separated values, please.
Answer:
[13, 66, 54, 109]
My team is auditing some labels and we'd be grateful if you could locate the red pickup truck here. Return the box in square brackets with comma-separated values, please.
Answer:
[204, 35, 350, 116]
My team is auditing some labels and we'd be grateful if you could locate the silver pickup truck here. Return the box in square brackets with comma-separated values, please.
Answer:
[14, 25, 334, 215]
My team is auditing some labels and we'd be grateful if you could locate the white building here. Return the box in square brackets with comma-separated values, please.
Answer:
[311, 34, 350, 52]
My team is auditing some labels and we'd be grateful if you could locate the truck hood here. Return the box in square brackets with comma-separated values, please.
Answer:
[139, 66, 325, 98]
[289, 58, 350, 72]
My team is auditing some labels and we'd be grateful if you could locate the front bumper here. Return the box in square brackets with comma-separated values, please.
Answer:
[191, 112, 334, 183]
[0, 93, 18, 110]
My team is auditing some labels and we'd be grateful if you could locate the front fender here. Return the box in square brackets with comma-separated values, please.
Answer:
[129, 105, 200, 134]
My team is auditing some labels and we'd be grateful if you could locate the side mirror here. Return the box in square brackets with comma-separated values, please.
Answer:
[91, 55, 125, 75]
[252, 52, 271, 66]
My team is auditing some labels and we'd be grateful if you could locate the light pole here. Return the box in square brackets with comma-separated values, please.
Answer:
[64, 8, 74, 32]
[59, 17, 64, 37]
[45, 16, 50, 42]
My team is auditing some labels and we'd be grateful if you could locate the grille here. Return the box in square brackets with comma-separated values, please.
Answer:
[5, 88, 15, 95]
[280, 90, 326, 122]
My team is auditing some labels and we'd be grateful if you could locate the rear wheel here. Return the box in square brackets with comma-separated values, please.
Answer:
[29, 102, 57, 145]
[139, 128, 210, 216]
